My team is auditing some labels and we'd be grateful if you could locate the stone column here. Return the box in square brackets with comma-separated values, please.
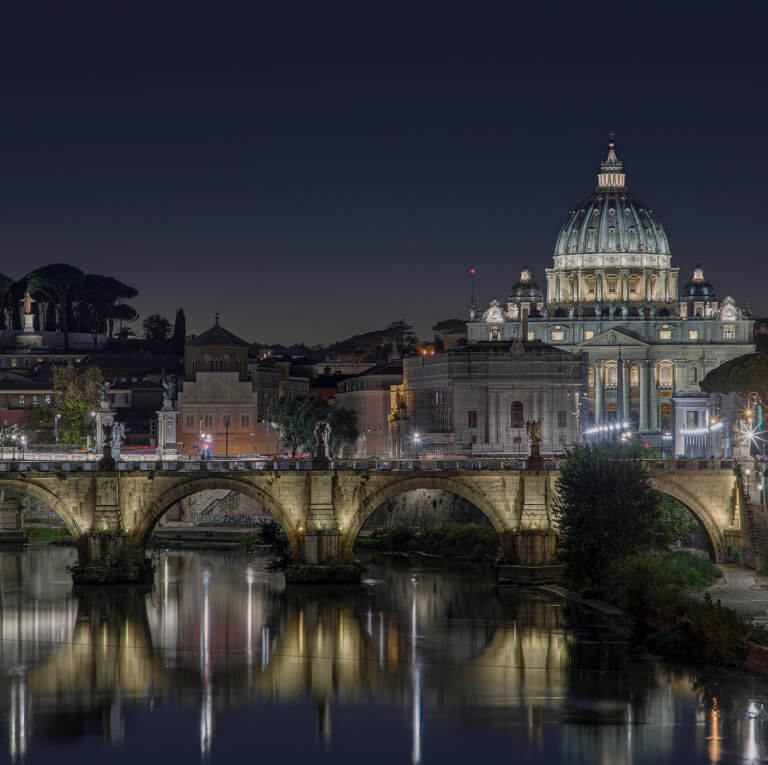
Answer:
[93, 402, 115, 453]
[597, 270, 604, 301]
[157, 402, 179, 459]
[621, 362, 630, 424]
[639, 361, 649, 431]
[594, 363, 603, 425]
[649, 364, 659, 430]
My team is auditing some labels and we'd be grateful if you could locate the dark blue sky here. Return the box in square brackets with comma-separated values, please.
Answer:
[1, 4, 765, 344]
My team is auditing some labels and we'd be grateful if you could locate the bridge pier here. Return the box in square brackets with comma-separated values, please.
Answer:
[0, 492, 27, 545]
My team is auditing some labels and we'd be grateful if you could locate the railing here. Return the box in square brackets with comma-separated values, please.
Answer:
[0, 455, 740, 474]
[0, 456, 567, 473]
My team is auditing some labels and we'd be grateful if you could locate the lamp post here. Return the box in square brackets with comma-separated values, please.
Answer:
[746, 468, 752, 500]
[224, 415, 230, 457]
[54, 413, 61, 447]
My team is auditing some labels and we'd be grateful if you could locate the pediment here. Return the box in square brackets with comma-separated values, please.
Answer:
[578, 328, 649, 348]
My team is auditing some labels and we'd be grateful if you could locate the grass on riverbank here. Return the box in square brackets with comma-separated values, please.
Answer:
[356, 524, 500, 561]
[27, 527, 71, 538]
[594, 551, 748, 665]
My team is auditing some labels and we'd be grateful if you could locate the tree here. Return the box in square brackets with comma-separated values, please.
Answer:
[21, 363, 102, 446]
[385, 320, 417, 356]
[328, 405, 359, 458]
[76, 274, 139, 344]
[553, 443, 695, 585]
[0, 274, 14, 329]
[25, 264, 85, 350]
[143, 314, 172, 349]
[115, 326, 135, 343]
[268, 395, 329, 456]
[701, 352, 768, 406]
[172, 308, 187, 353]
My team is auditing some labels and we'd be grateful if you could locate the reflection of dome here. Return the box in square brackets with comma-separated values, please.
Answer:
[554, 137, 670, 257]
[682, 264, 716, 299]
[508, 265, 543, 300]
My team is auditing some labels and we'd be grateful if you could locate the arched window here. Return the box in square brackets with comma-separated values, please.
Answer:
[605, 362, 618, 387]
[511, 401, 524, 428]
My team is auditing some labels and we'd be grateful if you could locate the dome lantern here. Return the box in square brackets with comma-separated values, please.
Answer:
[597, 132, 627, 191]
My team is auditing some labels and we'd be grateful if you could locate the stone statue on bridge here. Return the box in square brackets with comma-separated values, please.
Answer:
[314, 420, 331, 461]
[526, 418, 544, 470]
[162, 376, 176, 408]
[97, 379, 114, 404]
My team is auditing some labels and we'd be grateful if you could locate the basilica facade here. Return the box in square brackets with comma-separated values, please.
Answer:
[468, 138, 755, 457]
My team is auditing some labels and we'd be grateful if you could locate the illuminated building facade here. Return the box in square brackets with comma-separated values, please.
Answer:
[468, 137, 755, 456]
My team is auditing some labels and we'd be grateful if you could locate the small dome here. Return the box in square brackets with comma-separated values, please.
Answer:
[682, 264, 716, 299]
[508, 265, 543, 300]
[554, 137, 670, 257]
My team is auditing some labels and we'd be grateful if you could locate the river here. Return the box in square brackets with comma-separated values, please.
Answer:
[1, 546, 767, 763]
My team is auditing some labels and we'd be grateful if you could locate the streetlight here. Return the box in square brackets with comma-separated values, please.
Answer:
[54, 413, 62, 447]
[412, 432, 421, 458]
[223, 415, 230, 457]
[746, 468, 752, 500]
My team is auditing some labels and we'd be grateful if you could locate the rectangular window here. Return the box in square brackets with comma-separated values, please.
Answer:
[557, 409, 567, 428]
[203, 415, 213, 430]
[241, 415, 250, 427]
[688, 366, 698, 384]
[722, 325, 735, 340]
[551, 330, 564, 341]
[659, 329, 672, 340]
[686, 411, 698, 428]
[467, 410, 477, 428]
[688, 329, 698, 340]
[584, 330, 594, 340]
[185, 415, 194, 428]
[527, 331, 535, 341]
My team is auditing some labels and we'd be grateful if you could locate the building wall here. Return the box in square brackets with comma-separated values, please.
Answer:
[177, 371, 261, 455]
[389, 344, 582, 457]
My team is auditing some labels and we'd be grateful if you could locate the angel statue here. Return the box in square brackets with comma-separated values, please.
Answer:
[525, 418, 544, 466]
[97, 379, 114, 403]
[314, 420, 331, 459]
[162, 376, 176, 404]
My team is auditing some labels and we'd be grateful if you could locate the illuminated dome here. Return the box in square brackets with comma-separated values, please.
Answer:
[508, 265, 543, 300]
[554, 137, 670, 257]
[683, 264, 716, 299]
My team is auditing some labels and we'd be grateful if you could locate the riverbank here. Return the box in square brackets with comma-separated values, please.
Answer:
[355, 523, 499, 562]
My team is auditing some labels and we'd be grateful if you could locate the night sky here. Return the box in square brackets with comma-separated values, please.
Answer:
[1, 4, 765, 345]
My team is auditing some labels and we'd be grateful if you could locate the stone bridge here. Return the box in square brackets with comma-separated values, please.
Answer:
[0, 456, 754, 576]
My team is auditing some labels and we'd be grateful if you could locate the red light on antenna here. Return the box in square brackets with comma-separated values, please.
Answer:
[470, 268, 476, 275]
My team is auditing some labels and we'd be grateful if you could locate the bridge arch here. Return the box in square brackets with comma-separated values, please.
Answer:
[343, 474, 506, 556]
[648, 476, 725, 561]
[0, 478, 84, 538]
[133, 476, 298, 554]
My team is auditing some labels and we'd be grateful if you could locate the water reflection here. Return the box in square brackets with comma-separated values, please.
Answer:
[2, 548, 768, 763]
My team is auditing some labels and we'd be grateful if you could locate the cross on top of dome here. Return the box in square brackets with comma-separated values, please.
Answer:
[597, 132, 626, 191]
